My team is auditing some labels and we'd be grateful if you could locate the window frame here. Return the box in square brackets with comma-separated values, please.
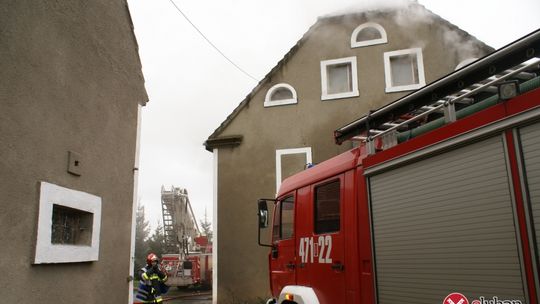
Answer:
[313, 179, 341, 235]
[34, 181, 102, 264]
[264, 83, 298, 107]
[350, 22, 388, 48]
[383, 48, 426, 93]
[273, 196, 294, 241]
[275, 147, 312, 193]
[320, 56, 359, 101]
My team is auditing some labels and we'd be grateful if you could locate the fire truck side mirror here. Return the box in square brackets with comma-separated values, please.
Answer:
[258, 199, 269, 229]
[257, 199, 274, 248]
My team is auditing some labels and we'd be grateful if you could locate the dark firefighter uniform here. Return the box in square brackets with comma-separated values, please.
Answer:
[136, 253, 168, 303]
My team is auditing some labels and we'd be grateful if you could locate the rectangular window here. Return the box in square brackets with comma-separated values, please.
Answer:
[390, 54, 419, 86]
[35, 182, 102, 264]
[384, 48, 426, 93]
[321, 57, 359, 100]
[51, 204, 93, 245]
[327, 63, 352, 94]
[275, 147, 312, 193]
[314, 180, 340, 234]
[272, 196, 294, 241]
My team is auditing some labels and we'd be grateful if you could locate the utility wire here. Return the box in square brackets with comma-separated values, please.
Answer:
[167, 0, 259, 82]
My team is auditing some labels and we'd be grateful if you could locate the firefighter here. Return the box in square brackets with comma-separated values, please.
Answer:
[136, 253, 169, 303]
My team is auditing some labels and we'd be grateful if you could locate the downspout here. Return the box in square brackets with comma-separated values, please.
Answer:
[129, 104, 143, 304]
[212, 148, 218, 304]
[397, 76, 540, 142]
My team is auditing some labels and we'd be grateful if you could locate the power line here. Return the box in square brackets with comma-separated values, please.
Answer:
[167, 0, 259, 82]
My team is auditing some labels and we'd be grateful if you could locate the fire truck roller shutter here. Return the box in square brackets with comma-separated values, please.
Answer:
[519, 121, 540, 281]
[369, 135, 526, 304]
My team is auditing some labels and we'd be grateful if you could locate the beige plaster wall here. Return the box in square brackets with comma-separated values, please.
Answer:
[0, 0, 147, 303]
[212, 10, 491, 303]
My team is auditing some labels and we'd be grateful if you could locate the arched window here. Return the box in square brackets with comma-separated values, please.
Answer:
[455, 58, 478, 70]
[351, 22, 387, 48]
[264, 83, 298, 107]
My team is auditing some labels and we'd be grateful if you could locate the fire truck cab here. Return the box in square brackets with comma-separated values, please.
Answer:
[258, 30, 540, 304]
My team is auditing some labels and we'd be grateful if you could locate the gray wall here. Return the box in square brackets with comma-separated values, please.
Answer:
[210, 9, 492, 303]
[0, 0, 147, 303]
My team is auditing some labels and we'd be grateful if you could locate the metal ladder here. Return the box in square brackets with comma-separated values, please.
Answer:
[357, 59, 540, 154]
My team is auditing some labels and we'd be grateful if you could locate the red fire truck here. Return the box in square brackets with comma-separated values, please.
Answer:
[258, 29, 540, 304]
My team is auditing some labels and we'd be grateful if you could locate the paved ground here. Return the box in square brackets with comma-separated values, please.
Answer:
[164, 289, 212, 304]
[134, 287, 212, 304]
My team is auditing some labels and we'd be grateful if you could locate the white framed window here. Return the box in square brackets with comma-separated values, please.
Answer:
[455, 58, 478, 70]
[351, 22, 388, 48]
[320, 57, 359, 101]
[34, 181, 102, 264]
[264, 83, 298, 107]
[384, 48, 426, 93]
[275, 147, 312, 192]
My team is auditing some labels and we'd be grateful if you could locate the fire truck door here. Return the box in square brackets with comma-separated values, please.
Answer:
[297, 177, 346, 304]
[270, 195, 296, 296]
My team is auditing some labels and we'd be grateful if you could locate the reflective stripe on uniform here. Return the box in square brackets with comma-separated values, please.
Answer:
[137, 288, 149, 296]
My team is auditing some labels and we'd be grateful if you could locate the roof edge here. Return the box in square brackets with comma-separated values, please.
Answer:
[204, 135, 243, 152]
[205, 2, 493, 144]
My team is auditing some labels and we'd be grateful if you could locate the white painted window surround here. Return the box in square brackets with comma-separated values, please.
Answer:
[275, 147, 312, 193]
[320, 57, 359, 101]
[34, 181, 102, 264]
[383, 48, 426, 93]
[351, 22, 388, 48]
[264, 83, 298, 107]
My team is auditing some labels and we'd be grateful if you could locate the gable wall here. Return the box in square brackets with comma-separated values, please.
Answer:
[0, 1, 147, 303]
[212, 11, 491, 302]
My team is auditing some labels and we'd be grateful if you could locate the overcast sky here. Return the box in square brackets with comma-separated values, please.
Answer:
[127, 0, 540, 230]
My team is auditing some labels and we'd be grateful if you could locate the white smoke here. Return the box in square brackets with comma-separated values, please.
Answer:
[324, 0, 414, 18]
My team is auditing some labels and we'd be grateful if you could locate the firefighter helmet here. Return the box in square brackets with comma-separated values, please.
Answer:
[146, 253, 159, 266]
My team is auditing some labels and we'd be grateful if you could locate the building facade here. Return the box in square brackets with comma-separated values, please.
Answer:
[204, 4, 493, 303]
[0, 1, 147, 303]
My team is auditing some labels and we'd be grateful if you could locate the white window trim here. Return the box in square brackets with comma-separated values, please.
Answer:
[351, 22, 388, 48]
[383, 48, 426, 93]
[455, 58, 478, 70]
[320, 56, 359, 101]
[275, 147, 312, 193]
[264, 83, 298, 107]
[34, 181, 102, 264]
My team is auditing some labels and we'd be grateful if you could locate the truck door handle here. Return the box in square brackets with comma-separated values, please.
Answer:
[286, 262, 296, 270]
[331, 262, 344, 271]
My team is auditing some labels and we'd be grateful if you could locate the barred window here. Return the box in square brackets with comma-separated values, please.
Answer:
[51, 204, 93, 246]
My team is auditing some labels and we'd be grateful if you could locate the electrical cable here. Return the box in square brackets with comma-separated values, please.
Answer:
[167, 0, 259, 82]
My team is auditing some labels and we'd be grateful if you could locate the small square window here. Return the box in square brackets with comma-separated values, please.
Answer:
[327, 63, 352, 94]
[51, 204, 93, 246]
[321, 57, 359, 101]
[384, 48, 426, 93]
[35, 182, 101, 264]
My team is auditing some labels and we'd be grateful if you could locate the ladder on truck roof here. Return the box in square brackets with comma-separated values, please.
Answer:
[161, 186, 201, 255]
[334, 29, 540, 153]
